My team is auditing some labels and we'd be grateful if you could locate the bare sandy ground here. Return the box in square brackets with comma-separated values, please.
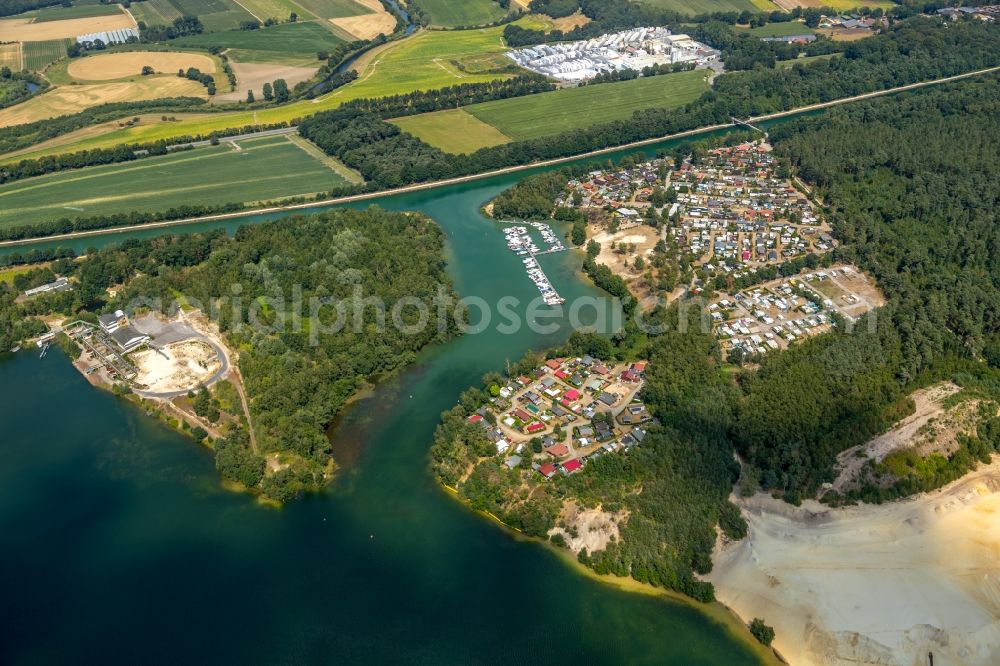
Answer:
[828, 382, 962, 494]
[0, 13, 135, 41]
[132, 340, 220, 393]
[548, 501, 627, 555]
[215, 61, 317, 102]
[68, 51, 216, 81]
[330, 0, 396, 40]
[707, 463, 1000, 666]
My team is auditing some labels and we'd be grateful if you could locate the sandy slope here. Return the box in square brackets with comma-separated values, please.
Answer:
[707, 463, 1000, 665]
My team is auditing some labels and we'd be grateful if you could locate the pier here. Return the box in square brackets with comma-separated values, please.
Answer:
[500, 222, 567, 305]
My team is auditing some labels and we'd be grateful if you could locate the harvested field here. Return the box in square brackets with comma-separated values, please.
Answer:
[0, 13, 135, 42]
[132, 340, 221, 394]
[67, 51, 217, 81]
[0, 42, 21, 71]
[215, 61, 318, 102]
[0, 77, 207, 126]
[390, 108, 510, 153]
[329, 0, 396, 40]
[818, 27, 876, 41]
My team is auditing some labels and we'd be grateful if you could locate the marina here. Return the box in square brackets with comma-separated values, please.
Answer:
[501, 222, 567, 306]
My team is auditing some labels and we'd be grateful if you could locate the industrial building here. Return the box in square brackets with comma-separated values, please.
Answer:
[505, 27, 718, 82]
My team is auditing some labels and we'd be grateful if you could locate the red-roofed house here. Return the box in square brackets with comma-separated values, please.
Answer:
[564, 389, 581, 401]
[545, 443, 569, 457]
[545, 359, 561, 370]
[537, 463, 557, 479]
[517, 375, 532, 386]
[514, 408, 532, 422]
[554, 370, 570, 380]
[527, 422, 545, 434]
[561, 458, 582, 475]
[632, 362, 646, 373]
[468, 414, 483, 423]
[592, 364, 609, 375]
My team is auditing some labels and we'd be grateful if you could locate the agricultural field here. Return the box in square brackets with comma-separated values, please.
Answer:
[0, 134, 353, 229]
[776, 52, 840, 67]
[0, 43, 21, 71]
[21, 39, 67, 71]
[0, 77, 207, 126]
[66, 51, 218, 81]
[294, 0, 374, 18]
[17, 3, 123, 22]
[0, 12, 135, 41]
[127, 0, 184, 27]
[770, 0, 893, 8]
[168, 0, 256, 32]
[391, 108, 511, 153]
[234, 0, 305, 23]
[328, 0, 396, 40]
[465, 69, 711, 141]
[216, 61, 319, 101]
[413, 0, 507, 27]
[0, 17, 539, 161]
[635, 0, 771, 15]
[172, 20, 344, 66]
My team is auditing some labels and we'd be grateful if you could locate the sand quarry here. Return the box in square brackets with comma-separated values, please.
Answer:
[708, 462, 1000, 666]
[131, 340, 221, 394]
[67, 51, 217, 81]
[0, 13, 135, 42]
[330, 0, 396, 40]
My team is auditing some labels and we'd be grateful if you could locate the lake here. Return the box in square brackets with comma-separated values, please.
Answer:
[0, 127, 784, 664]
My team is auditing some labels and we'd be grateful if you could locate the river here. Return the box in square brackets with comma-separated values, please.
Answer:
[0, 127, 784, 664]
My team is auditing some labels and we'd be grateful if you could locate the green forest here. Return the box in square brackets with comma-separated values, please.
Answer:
[3, 209, 459, 500]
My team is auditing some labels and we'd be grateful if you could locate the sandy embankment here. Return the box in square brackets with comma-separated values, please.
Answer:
[707, 463, 1000, 666]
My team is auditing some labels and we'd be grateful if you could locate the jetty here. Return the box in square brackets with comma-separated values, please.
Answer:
[501, 222, 567, 305]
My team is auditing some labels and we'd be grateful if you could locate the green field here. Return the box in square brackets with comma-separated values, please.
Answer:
[293, 0, 372, 19]
[236, 0, 307, 22]
[0, 135, 352, 228]
[18, 3, 124, 21]
[413, 0, 507, 27]
[742, 22, 816, 37]
[465, 70, 710, 141]
[391, 108, 511, 153]
[169, 0, 256, 31]
[173, 20, 344, 65]
[128, 0, 184, 27]
[636, 0, 765, 15]
[777, 53, 841, 68]
[22, 40, 67, 71]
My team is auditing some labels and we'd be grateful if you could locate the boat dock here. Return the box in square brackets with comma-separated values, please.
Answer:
[501, 222, 567, 305]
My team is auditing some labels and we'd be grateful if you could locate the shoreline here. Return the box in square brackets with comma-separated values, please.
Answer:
[438, 482, 784, 666]
[2, 65, 997, 250]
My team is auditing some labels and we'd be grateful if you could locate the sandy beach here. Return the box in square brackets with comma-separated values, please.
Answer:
[707, 462, 1000, 665]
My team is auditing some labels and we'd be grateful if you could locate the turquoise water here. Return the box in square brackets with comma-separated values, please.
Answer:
[0, 129, 782, 664]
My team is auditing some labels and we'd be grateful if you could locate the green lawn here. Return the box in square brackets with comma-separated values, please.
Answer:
[172, 20, 344, 65]
[414, 0, 507, 27]
[22, 40, 67, 72]
[635, 0, 764, 15]
[0, 135, 351, 228]
[292, 0, 372, 19]
[742, 22, 816, 37]
[466, 70, 711, 141]
[776, 53, 841, 67]
[391, 108, 511, 153]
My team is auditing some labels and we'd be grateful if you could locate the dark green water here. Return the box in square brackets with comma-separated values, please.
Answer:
[0, 128, 786, 664]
